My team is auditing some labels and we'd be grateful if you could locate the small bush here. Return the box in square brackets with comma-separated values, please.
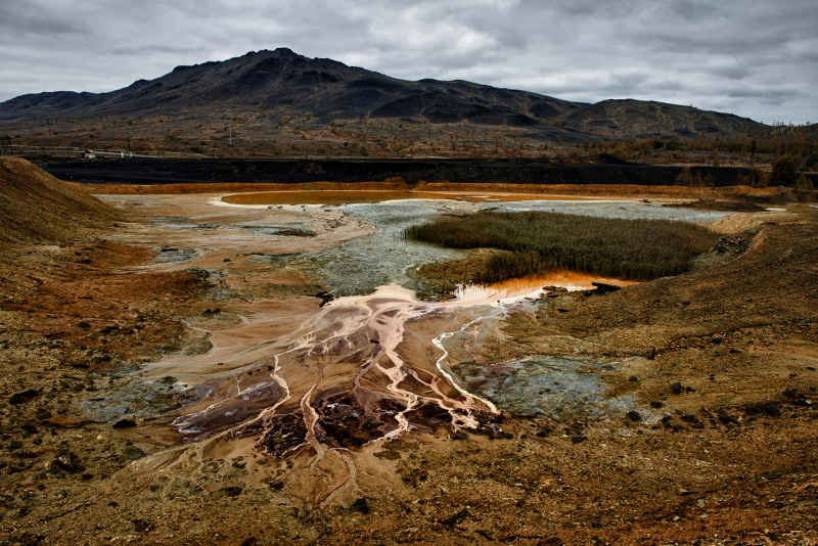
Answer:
[796, 174, 814, 191]
[770, 155, 799, 186]
[406, 211, 717, 282]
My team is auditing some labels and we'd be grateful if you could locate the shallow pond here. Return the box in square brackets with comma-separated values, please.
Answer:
[283, 197, 726, 297]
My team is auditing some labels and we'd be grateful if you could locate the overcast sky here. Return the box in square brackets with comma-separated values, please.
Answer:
[1, 0, 816, 123]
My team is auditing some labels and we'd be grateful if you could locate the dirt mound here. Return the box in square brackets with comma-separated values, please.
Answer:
[0, 156, 118, 246]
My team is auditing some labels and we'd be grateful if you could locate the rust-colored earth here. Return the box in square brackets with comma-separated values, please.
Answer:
[1, 158, 816, 545]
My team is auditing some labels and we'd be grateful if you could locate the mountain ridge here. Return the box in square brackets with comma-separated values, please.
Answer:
[0, 47, 766, 141]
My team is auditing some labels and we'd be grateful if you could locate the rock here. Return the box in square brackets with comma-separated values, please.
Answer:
[133, 519, 153, 533]
[717, 409, 739, 426]
[591, 282, 621, 295]
[402, 467, 429, 487]
[482, 423, 512, 440]
[21, 421, 37, 434]
[10, 532, 44, 546]
[350, 497, 370, 514]
[99, 325, 119, 335]
[782, 388, 812, 407]
[536, 426, 553, 437]
[542, 286, 569, 297]
[276, 228, 316, 237]
[626, 410, 642, 422]
[112, 417, 137, 429]
[222, 486, 243, 497]
[744, 401, 781, 418]
[267, 479, 285, 491]
[670, 382, 684, 395]
[123, 445, 146, 460]
[680, 413, 704, 429]
[440, 508, 469, 528]
[10, 389, 40, 405]
[47, 450, 84, 474]
[315, 290, 334, 307]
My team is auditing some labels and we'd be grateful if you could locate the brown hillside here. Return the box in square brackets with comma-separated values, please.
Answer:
[0, 157, 118, 246]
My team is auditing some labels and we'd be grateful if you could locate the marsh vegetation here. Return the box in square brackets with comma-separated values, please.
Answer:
[405, 211, 718, 284]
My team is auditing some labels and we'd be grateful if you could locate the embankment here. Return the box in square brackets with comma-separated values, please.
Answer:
[38, 157, 760, 186]
[0, 157, 119, 246]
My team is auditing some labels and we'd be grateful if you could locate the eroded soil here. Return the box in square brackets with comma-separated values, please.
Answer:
[1, 187, 816, 545]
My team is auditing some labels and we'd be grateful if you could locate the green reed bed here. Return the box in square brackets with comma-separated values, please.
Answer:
[405, 211, 717, 283]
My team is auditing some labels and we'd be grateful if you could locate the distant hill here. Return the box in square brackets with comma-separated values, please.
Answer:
[0, 48, 765, 142]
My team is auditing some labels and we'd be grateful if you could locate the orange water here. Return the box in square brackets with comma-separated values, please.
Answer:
[222, 189, 592, 206]
[485, 271, 638, 293]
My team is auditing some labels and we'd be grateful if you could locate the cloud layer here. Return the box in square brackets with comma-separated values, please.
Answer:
[1, 0, 816, 123]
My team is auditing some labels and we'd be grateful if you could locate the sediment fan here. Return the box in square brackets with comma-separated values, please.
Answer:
[170, 285, 510, 461]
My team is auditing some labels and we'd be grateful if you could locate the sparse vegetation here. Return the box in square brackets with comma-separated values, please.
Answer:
[770, 155, 799, 185]
[663, 198, 767, 212]
[406, 211, 718, 282]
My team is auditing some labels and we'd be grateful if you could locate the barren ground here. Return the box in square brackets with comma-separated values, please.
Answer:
[1, 182, 816, 545]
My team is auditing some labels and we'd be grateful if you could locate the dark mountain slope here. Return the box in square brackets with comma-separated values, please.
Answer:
[0, 47, 766, 140]
[563, 99, 762, 138]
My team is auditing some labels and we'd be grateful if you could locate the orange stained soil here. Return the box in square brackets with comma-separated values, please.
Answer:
[483, 271, 639, 293]
[220, 189, 603, 206]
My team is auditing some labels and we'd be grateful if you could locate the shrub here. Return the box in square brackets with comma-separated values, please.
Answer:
[770, 155, 799, 186]
[796, 174, 814, 191]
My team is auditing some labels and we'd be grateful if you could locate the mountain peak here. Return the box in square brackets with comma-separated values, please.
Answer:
[246, 47, 301, 58]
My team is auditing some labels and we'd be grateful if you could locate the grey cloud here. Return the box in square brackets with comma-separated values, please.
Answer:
[0, 0, 816, 123]
[0, 1, 85, 35]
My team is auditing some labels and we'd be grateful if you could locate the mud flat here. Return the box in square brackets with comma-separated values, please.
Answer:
[1, 172, 816, 544]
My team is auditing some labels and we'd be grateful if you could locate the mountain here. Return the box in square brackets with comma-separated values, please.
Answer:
[0, 47, 765, 141]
